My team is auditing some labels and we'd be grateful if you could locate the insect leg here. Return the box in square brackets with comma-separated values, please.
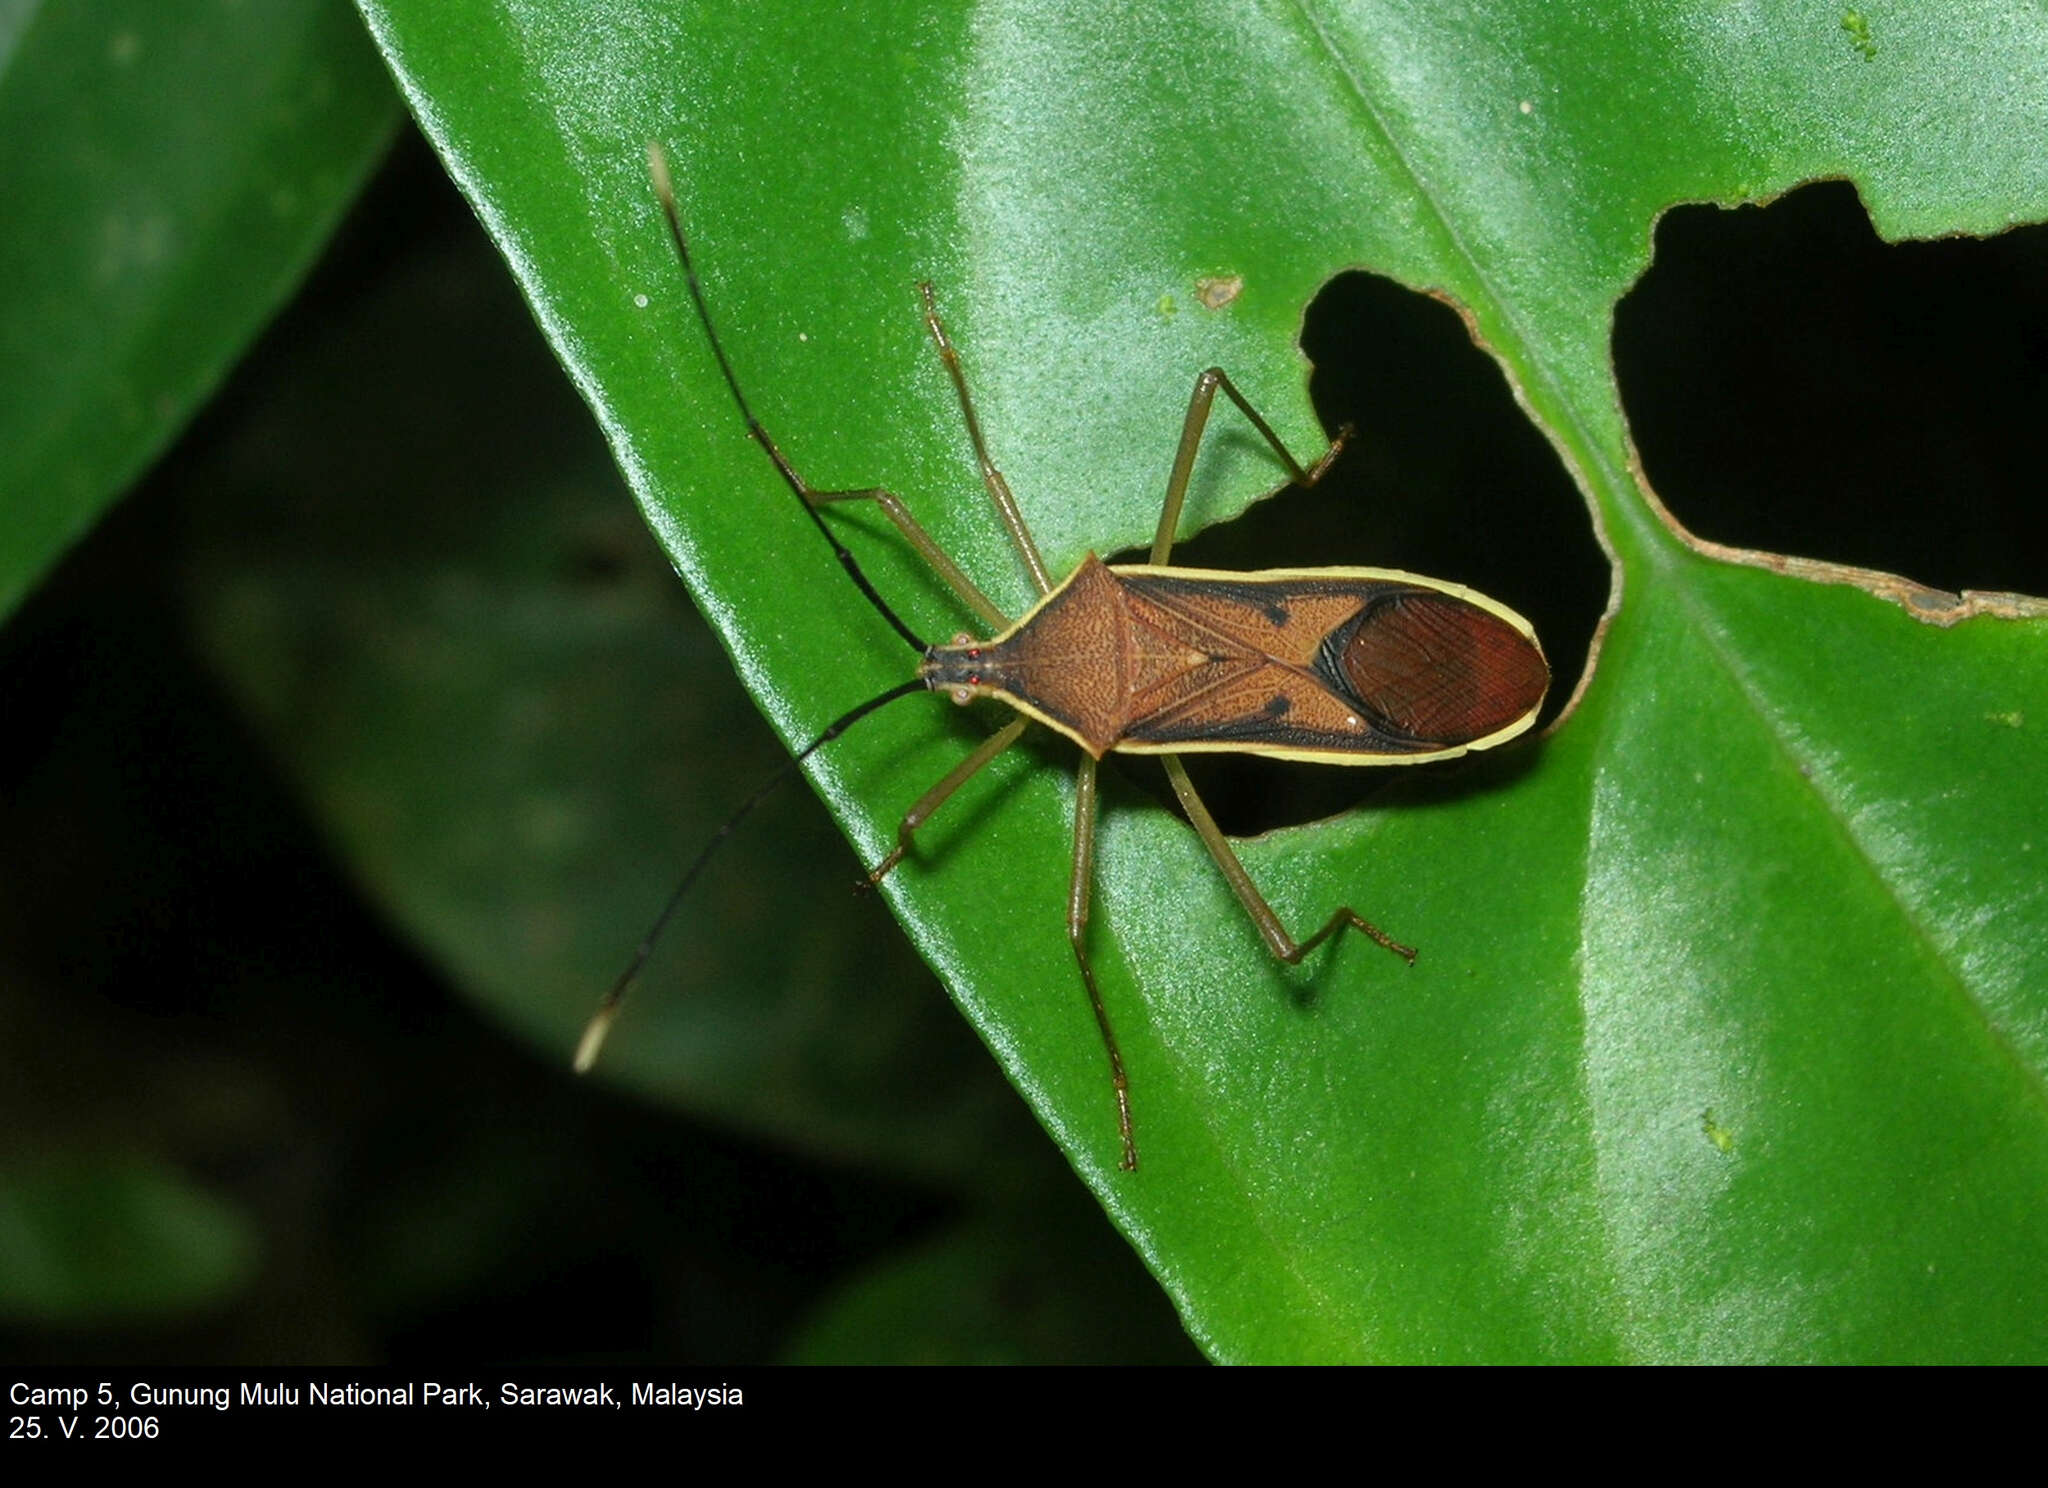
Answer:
[1150, 367, 1350, 564]
[804, 485, 1009, 630]
[916, 287, 1144, 1161]
[1144, 367, 1406, 970]
[918, 283, 1055, 599]
[1160, 755, 1416, 966]
[1068, 754, 1138, 1171]
[867, 717, 1028, 884]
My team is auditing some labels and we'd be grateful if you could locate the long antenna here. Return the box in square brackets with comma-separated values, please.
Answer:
[575, 677, 929, 1073]
[648, 140, 930, 656]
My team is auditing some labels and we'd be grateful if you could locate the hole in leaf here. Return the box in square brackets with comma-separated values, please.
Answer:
[1135, 271, 1605, 837]
[1615, 179, 2048, 598]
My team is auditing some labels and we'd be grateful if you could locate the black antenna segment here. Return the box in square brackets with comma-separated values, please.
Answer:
[575, 676, 930, 1072]
[647, 140, 931, 656]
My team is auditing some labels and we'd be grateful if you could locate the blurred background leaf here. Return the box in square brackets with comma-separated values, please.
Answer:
[0, 1159, 256, 1325]
[0, 0, 399, 616]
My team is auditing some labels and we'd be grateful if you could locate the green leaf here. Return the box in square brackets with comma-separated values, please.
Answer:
[0, 1158, 258, 1323]
[0, 0, 400, 618]
[784, 1209, 1201, 1365]
[355, 0, 2048, 1361]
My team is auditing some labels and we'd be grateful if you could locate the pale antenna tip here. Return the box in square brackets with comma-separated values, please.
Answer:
[573, 1005, 618, 1075]
[647, 140, 673, 196]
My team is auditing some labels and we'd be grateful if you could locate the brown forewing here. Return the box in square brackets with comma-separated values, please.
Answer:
[965, 558, 1545, 760]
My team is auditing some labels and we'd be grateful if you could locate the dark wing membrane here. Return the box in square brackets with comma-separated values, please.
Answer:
[1318, 586, 1550, 747]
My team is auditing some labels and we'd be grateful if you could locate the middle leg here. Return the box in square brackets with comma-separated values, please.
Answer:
[1150, 366, 1410, 969]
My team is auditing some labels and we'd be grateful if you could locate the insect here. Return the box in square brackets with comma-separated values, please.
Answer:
[579, 142, 1550, 1173]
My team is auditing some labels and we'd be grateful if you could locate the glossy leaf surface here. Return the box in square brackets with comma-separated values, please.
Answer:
[355, 0, 2048, 1360]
